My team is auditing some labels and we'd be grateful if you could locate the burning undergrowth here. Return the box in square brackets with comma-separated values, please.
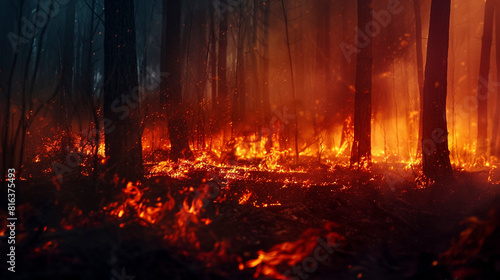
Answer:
[1, 158, 500, 279]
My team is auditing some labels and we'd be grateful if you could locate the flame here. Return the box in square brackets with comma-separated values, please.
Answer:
[239, 191, 252, 205]
[440, 207, 499, 265]
[109, 182, 172, 224]
[245, 223, 345, 279]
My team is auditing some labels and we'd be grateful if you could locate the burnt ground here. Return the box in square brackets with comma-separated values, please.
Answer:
[1, 163, 500, 280]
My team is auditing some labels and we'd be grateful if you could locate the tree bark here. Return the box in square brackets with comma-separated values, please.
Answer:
[209, 2, 217, 111]
[339, 1, 354, 155]
[421, 0, 453, 180]
[58, 0, 75, 151]
[476, 0, 496, 157]
[217, 0, 230, 139]
[350, 0, 373, 167]
[262, 0, 272, 125]
[103, 0, 143, 181]
[281, 0, 300, 163]
[491, 3, 500, 156]
[233, 4, 247, 129]
[414, 0, 425, 157]
[160, 0, 193, 161]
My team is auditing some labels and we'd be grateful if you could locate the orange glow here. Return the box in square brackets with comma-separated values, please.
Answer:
[245, 223, 345, 279]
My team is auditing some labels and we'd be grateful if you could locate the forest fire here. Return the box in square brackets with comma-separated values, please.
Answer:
[2, 0, 500, 279]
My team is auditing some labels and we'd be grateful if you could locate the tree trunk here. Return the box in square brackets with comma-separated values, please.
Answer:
[350, 0, 373, 167]
[218, 0, 230, 139]
[209, 2, 217, 111]
[281, 0, 300, 163]
[476, 0, 496, 157]
[160, 0, 193, 161]
[491, 3, 500, 156]
[62, 0, 75, 98]
[250, 0, 261, 127]
[262, 0, 272, 126]
[233, 7, 247, 129]
[339, 1, 354, 155]
[421, 0, 453, 180]
[103, 0, 143, 181]
[82, 0, 99, 181]
[59, 0, 75, 150]
[414, 0, 425, 157]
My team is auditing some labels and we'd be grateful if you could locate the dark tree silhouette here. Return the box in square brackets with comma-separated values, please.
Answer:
[281, 0, 300, 163]
[414, 0, 425, 157]
[103, 0, 143, 180]
[339, 1, 354, 155]
[421, 0, 453, 180]
[218, 0, 230, 139]
[233, 4, 247, 129]
[261, 0, 272, 124]
[209, 1, 217, 111]
[58, 0, 75, 153]
[160, 0, 193, 161]
[350, 0, 373, 167]
[491, 2, 500, 156]
[476, 0, 496, 157]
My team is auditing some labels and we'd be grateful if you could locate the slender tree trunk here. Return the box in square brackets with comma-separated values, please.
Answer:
[62, 0, 75, 101]
[233, 7, 247, 129]
[315, 0, 326, 105]
[209, 2, 217, 111]
[81, 0, 99, 181]
[281, 0, 300, 163]
[421, 0, 453, 180]
[476, 0, 496, 157]
[314, 0, 331, 159]
[491, 3, 500, 156]
[161, 0, 193, 161]
[414, 0, 425, 157]
[218, 0, 230, 139]
[251, 0, 261, 127]
[58, 0, 75, 152]
[259, 0, 272, 151]
[350, 0, 373, 167]
[317, 0, 331, 114]
[63, 1, 75, 90]
[103, 0, 143, 181]
[262, 0, 271, 126]
[2, 0, 25, 180]
[339, 2, 354, 154]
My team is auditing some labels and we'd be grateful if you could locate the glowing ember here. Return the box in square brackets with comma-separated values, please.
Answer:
[245, 223, 345, 279]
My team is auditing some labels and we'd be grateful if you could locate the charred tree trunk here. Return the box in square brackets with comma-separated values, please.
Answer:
[81, 0, 100, 180]
[476, 0, 496, 157]
[103, 0, 143, 181]
[59, 0, 75, 150]
[414, 0, 425, 157]
[314, 0, 331, 159]
[259, 0, 272, 151]
[421, 0, 453, 180]
[209, 2, 217, 111]
[218, 0, 230, 138]
[161, 0, 193, 161]
[350, 0, 373, 167]
[491, 3, 500, 156]
[339, 2, 354, 154]
[250, 0, 261, 126]
[62, 0, 75, 100]
[316, 0, 331, 115]
[281, 0, 300, 163]
[233, 6, 247, 129]
[262, 0, 272, 128]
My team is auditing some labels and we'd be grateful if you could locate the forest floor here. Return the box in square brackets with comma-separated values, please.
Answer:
[1, 160, 500, 280]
